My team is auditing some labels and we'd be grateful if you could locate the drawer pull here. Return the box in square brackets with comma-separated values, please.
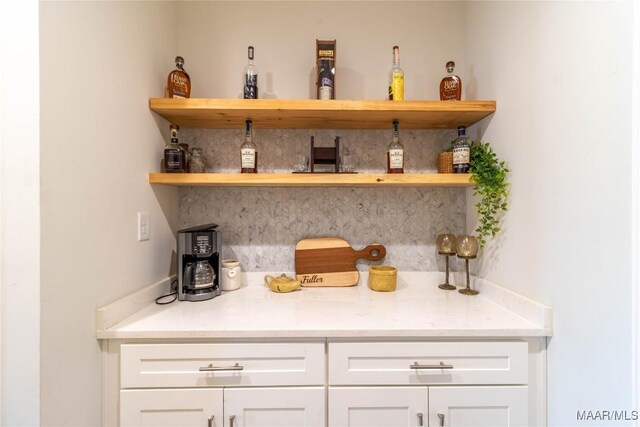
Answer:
[438, 413, 445, 427]
[199, 362, 244, 372]
[417, 412, 424, 426]
[207, 415, 214, 427]
[410, 361, 453, 370]
[229, 415, 235, 427]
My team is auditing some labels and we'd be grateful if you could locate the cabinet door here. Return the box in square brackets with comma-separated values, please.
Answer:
[120, 388, 223, 427]
[429, 386, 528, 427]
[223, 387, 324, 427]
[328, 387, 428, 427]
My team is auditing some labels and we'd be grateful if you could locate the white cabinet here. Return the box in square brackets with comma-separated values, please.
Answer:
[120, 388, 222, 427]
[112, 340, 536, 427]
[224, 387, 324, 427]
[328, 387, 428, 427]
[429, 386, 528, 427]
[118, 342, 325, 427]
[328, 342, 529, 427]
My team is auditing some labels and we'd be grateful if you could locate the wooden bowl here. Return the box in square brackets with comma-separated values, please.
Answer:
[368, 265, 398, 292]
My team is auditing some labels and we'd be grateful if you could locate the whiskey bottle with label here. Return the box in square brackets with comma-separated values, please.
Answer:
[388, 46, 404, 101]
[387, 120, 404, 173]
[240, 119, 258, 173]
[452, 126, 471, 173]
[164, 124, 186, 173]
[167, 56, 191, 98]
[243, 46, 258, 99]
[318, 59, 334, 100]
[440, 61, 461, 101]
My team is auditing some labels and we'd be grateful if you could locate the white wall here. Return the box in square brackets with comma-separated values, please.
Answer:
[177, 1, 467, 100]
[39, 2, 178, 425]
[466, 2, 634, 425]
[0, 1, 40, 425]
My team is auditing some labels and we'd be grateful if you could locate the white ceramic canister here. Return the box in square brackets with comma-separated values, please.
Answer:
[221, 259, 241, 291]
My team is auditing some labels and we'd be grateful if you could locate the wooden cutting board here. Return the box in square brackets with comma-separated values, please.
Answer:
[295, 237, 386, 287]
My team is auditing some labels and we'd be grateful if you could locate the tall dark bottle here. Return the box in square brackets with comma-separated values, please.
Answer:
[243, 46, 258, 99]
[452, 126, 471, 173]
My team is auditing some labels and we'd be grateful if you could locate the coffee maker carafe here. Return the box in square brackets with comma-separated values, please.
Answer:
[177, 223, 221, 301]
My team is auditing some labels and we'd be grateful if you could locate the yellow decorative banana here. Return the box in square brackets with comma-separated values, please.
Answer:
[264, 274, 301, 293]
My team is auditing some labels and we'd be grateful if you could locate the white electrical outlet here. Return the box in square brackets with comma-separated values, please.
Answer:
[137, 212, 150, 241]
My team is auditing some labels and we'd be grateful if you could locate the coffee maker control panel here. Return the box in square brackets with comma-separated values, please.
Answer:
[194, 234, 213, 255]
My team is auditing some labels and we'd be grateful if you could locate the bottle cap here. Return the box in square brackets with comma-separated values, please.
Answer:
[248, 46, 254, 60]
[175, 56, 184, 65]
[446, 61, 455, 69]
[170, 124, 179, 130]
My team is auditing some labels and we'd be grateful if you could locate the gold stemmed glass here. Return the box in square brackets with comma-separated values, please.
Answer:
[457, 235, 479, 295]
[436, 234, 457, 290]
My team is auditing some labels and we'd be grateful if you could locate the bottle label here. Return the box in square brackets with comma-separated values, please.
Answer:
[169, 71, 189, 98]
[241, 148, 256, 168]
[165, 148, 185, 171]
[452, 147, 470, 165]
[319, 85, 333, 100]
[392, 72, 404, 100]
[389, 148, 404, 169]
[244, 74, 258, 99]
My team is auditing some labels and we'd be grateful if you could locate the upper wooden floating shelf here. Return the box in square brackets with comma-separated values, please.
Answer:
[149, 98, 496, 130]
[148, 173, 473, 188]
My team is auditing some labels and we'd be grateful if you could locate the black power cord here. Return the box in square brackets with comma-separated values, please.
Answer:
[155, 279, 178, 305]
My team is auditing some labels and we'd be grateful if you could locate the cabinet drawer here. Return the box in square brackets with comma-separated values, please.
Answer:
[121, 342, 324, 388]
[328, 341, 527, 385]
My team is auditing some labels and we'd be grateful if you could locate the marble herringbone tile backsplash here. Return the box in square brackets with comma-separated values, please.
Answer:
[178, 128, 465, 271]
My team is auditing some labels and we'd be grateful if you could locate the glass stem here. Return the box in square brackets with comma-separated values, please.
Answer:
[465, 259, 471, 290]
[445, 255, 450, 285]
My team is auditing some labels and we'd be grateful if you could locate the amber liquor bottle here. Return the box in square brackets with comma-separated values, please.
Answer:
[440, 61, 461, 101]
[167, 56, 191, 98]
[387, 120, 404, 173]
[164, 124, 186, 173]
[240, 119, 258, 173]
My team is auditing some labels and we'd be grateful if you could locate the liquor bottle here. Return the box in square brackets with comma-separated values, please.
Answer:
[387, 120, 404, 173]
[452, 126, 471, 173]
[440, 61, 461, 101]
[318, 59, 334, 100]
[164, 124, 186, 173]
[167, 56, 191, 99]
[243, 46, 258, 99]
[388, 46, 404, 101]
[240, 119, 258, 173]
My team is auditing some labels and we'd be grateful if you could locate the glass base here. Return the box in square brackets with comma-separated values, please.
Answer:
[459, 288, 479, 296]
[438, 284, 456, 290]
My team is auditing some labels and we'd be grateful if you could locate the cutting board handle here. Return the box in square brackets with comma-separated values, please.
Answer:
[354, 243, 386, 261]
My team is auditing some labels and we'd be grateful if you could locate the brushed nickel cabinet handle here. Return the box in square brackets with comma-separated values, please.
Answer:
[199, 362, 244, 372]
[417, 412, 424, 426]
[438, 413, 445, 427]
[410, 361, 453, 369]
[207, 415, 214, 427]
[229, 415, 235, 427]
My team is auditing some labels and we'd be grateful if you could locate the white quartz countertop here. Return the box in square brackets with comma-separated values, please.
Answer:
[96, 272, 552, 339]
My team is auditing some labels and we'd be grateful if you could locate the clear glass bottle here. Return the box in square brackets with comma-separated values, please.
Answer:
[387, 120, 404, 173]
[243, 46, 258, 99]
[188, 147, 206, 173]
[440, 61, 461, 101]
[318, 59, 334, 100]
[240, 119, 257, 173]
[452, 125, 471, 173]
[388, 46, 404, 101]
[164, 124, 186, 173]
[167, 56, 191, 99]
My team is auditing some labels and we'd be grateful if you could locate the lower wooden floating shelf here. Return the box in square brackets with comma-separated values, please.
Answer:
[148, 173, 473, 187]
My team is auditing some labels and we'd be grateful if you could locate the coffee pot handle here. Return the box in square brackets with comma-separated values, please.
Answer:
[184, 262, 194, 287]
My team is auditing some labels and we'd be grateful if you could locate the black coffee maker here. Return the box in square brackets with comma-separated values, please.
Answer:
[177, 224, 221, 301]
